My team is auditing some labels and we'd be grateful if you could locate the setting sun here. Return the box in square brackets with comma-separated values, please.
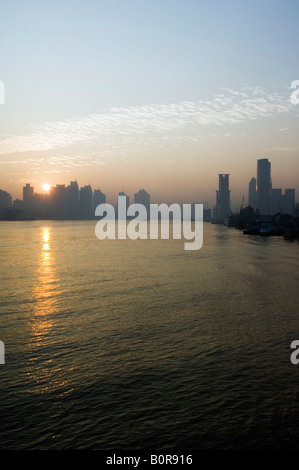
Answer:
[42, 183, 51, 192]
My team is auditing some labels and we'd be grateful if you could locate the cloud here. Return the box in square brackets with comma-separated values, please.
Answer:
[0, 86, 293, 157]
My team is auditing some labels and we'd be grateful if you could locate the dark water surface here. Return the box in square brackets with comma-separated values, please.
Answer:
[0, 221, 299, 450]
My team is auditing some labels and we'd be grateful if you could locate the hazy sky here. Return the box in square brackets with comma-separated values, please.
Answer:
[0, 0, 299, 206]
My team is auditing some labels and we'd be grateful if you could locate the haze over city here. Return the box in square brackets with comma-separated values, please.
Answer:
[2, 0, 299, 453]
[1, 0, 299, 208]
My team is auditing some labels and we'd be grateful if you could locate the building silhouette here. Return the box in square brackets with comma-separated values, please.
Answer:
[283, 189, 295, 215]
[0, 190, 12, 211]
[93, 188, 106, 214]
[79, 185, 93, 219]
[257, 158, 272, 215]
[116, 191, 129, 219]
[215, 174, 230, 222]
[67, 181, 79, 219]
[248, 177, 257, 209]
[23, 183, 34, 215]
[0, 169, 296, 221]
[134, 189, 150, 216]
[271, 188, 282, 214]
[50, 184, 67, 219]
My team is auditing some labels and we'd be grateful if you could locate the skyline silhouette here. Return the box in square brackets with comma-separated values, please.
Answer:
[0, 158, 297, 221]
[1, 0, 299, 453]
[1, 3, 299, 205]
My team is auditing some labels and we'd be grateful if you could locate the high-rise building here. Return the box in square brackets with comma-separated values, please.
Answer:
[257, 158, 272, 215]
[93, 188, 106, 213]
[79, 185, 93, 219]
[215, 174, 230, 222]
[116, 191, 129, 219]
[134, 189, 150, 215]
[248, 177, 257, 209]
[0, 190, 12, 211]
[67, 181, 79, 218]
[23, 183, 34, 214]
[271, 188, 283, 214]
[50, 184, 67, 218]
[283, 189, 295, 215]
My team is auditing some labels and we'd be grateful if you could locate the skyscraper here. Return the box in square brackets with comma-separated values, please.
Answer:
[134, 189, 150, 215]
[50, 184, 67, 219]
[257, 158, 272, 215]
[67, 180, 79, 219]
[0, 190, 12, 211]
[271, 188, 283, 214]
[248, 177, 257, 209]
[23, 183, 34, 214]
[216, 174, 230, 222]
[79, 185, 93, 219]
[283, 189, 295, 215]
[116, 191, 129, 219]
[93, 188, 106, 209]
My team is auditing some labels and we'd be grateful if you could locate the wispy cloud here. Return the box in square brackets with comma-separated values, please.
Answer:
[0, 86, 293, 157]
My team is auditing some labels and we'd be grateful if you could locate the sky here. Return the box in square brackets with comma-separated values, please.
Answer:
[0, 0, 299, 207]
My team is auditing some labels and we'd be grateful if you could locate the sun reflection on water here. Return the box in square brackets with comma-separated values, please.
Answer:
[27, 226, 64, 394]
[33, 227, 59, 332]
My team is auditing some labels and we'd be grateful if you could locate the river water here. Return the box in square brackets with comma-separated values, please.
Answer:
[0, 220, 299, 450]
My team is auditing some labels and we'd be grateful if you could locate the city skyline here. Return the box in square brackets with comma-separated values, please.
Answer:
[0, 157, 296, 221]
[1, 1, 299, 205]
[1, 1, 299, 452]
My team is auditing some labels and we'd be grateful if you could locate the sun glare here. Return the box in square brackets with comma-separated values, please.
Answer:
[42, 183, 51, 192]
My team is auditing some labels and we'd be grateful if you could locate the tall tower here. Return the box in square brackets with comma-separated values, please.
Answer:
[79, 185, 93, 219]
[67, 180, 79, 219]
[216, 174, 230, 222]
[283, 189, 295, 215]
[257, 158, 271, 215]
[134, 189, 150, 214]
[116, 191, 130, 219]
[23, 183, 34, 214]
[248, 177, 257, 209]
[94, 188, 106, 208]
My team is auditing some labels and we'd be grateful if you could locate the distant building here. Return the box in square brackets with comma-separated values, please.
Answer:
[257, 158, 272, 215]
[248, 177, 257, 209]
[67, 181, 79, 219]
[134, 189, 150, 215]
[0, 189, 12, 211]
[215, 174, 230, 222]
[116, 191, 129, 219]
[93, 188, 106, 214]
[13, 199, 23, 210]
[283, 189, 295, 215]
[50, 184, 67, 219]
[271, 188, 283, 214]
[79, 185, 93, 219]
[23, 183, 34, 201]
[34, 193, 50, 218]
[23, 183, 34, 215]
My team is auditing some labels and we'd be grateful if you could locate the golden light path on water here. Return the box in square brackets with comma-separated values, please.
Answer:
[26, 226, 66, 395]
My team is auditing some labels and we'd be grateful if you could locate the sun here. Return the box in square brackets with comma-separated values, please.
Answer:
[42, 183, 51, 192]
